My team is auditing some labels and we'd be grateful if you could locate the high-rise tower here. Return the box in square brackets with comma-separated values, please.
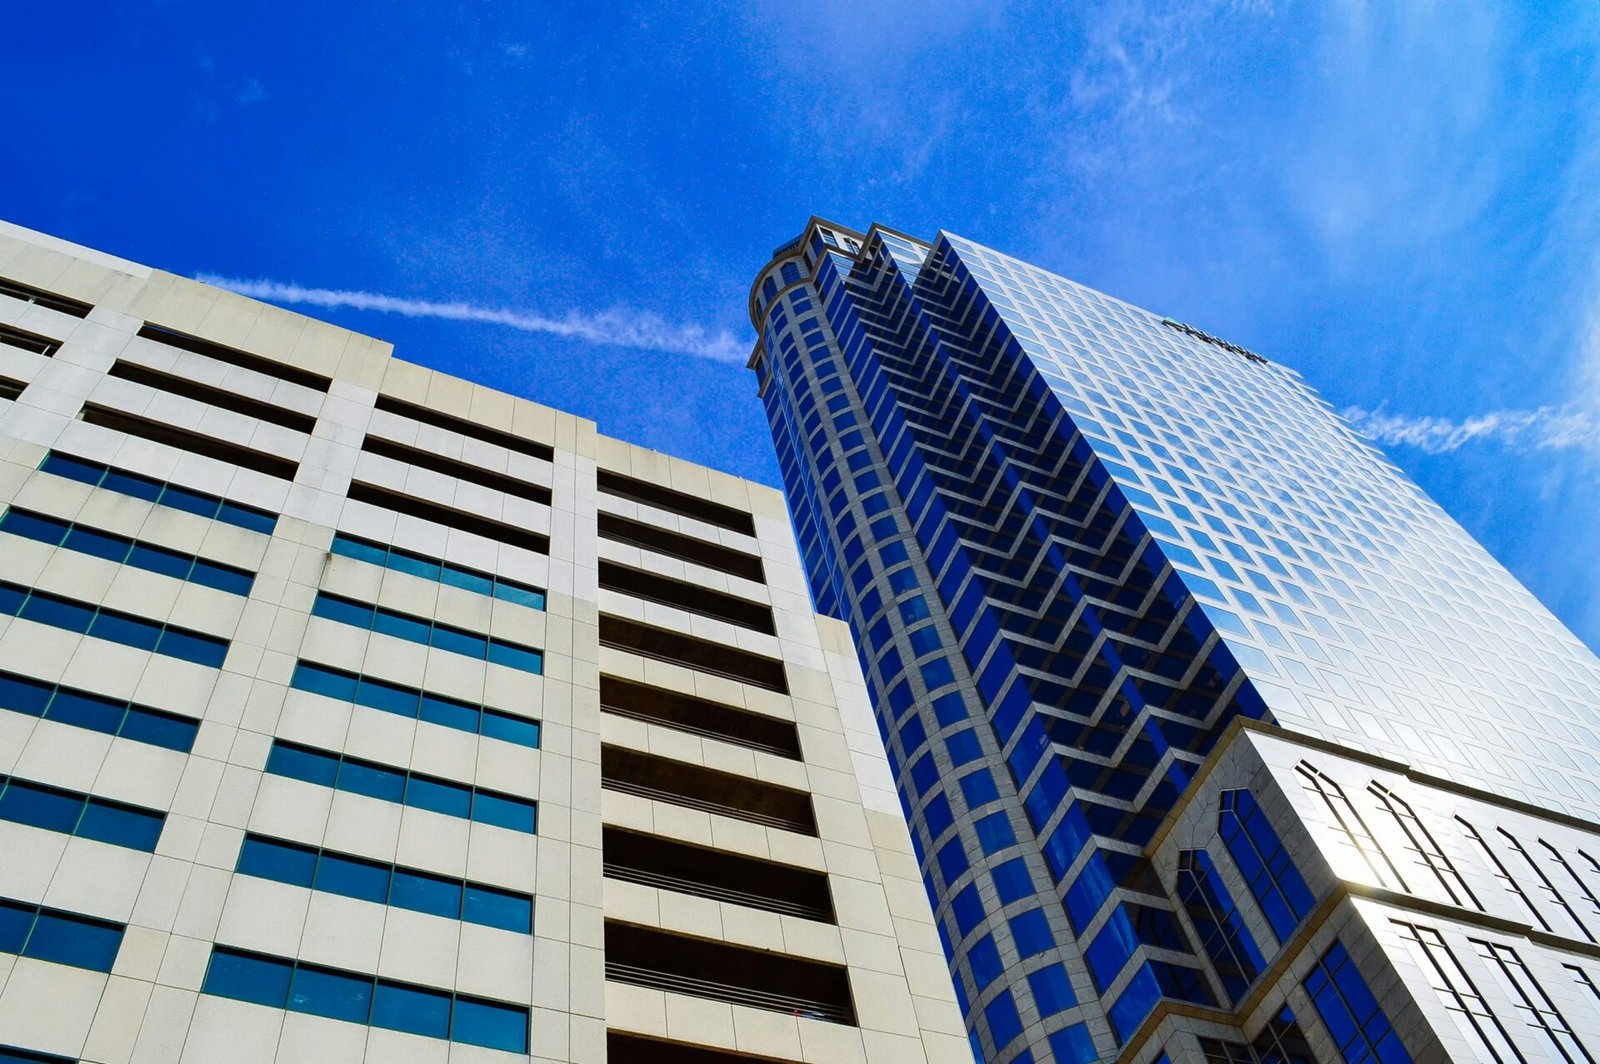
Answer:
[749, 220, 1600, 1063]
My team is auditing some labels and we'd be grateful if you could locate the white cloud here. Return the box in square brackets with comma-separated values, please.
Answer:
[194, 275, 750, 364]
[1343, 405, 1600, 455]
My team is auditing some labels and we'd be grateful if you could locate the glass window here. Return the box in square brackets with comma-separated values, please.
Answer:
[472, 791, 537, 834]
[46, 690, 123, 733]
[969, 934, 1002, 989]
[440, 567, 491, 595]
[204, 948, 293, 1008]
[0, 901, 31, 954]
[992, 858, 1034, 904]
[117, 707, 199, 752]
[428, 624, 484, 659]
[25, 911, 123, 971]
[975, 812, 1016, 855]
[486, 641, 542, 674]
[358, 677, 420, 717]
[315, 854, 391, 905]
[40, 453, 103, 485]
[101, 470, 164, 502]
[0, 781, 83, 833]
[88, 612, 161, 651]
[0, 674, 52, 716]
[946, 729, 982, 766]
[266, 743, 339, 786]
[391, 870, 461, 920]
[952, 884, 986, 936]
[21, 593, 95, 632]
[1218, 789, 1314, 941]
[418, 693, 477, 732]
[372, 980, 451, 1039]
[292, 662, 359, 702]
[290, 963, 373, 1024]
[238, 836, 318, 887]
[312, 594, 371, 628]
[451, 996, 529, 1053]
[406, 776, 472, 819]
[959, 769, 999, 810]
[464, 885, 532, 933]
[479, 709, 540, 749]
[1028, 964, 1076, 1016]
[1048, 1023, 1098, 1064]
[77, 800, 164, 851]
[372, 609, 431, 645]
[984, 988, 1023, 1051]
[1009, 909, 1054, 957]
[1, 510, 69, 544]
[126, 543, 191, 578]
[156, 628, 227, 667]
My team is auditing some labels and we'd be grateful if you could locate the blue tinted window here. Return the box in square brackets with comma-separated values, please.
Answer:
[1028, 964, 1076, 1016]
[291, 964, 373, 1023]
[77, 800, 164, 850]
[267, 743, 339, 786]
[0, 901, 31, 953]
[938, 838, 970, 885]
[0, 781, 83, 833]
[372, 980, 451, 1038]
[88, 611, 160, 650]
[154, 628, 228, 667]
[465, 885, 532, 933]
[312, 594, 371, 627]
[64, 527, 131, 562]
[1306, 942, 1413, 1064]
[486, 641, 542, 674]
[160, 486, 218, 518]
[473, 791, 537, 834]
[407, 776, 473, 819]
[428, 624, 483, 658]
[338, 760, 406, 803]
[969, 934, 1002, 989]
[1009, 909, 1054, 958]
[118, 707, 199, 751]
[238, 837, 318, 887]
[102, 470, 164, 502]
[0, 585, 22, 615]
[44, 691, 122, 733]
[22, 593, 95, 631]
[40, 453, 102, 485]
[952, 884, 986, 937]
[331, 534, 543, 612]
[992, 858, 1034, 904]
[1178, 849, 1265, 1003]
[419, 693, 477, 731]
[480, 709, 540, 749]
[946, 729, 982, 766]
[452, 996, 529, 1053]
[291, 663, 358, 701]
[974, 812, 1016, 855]
[0, 675, 52, 716]
[1219, 790, 1314, 941]
[24, 910, 123, 970]
[1048, 1023, 1099, 1064]
[315, 854, 391, 904]
[204, 948, 292, 1007]
[391, 870, 461, 920]
[959, 769, 998, 809]
[984, 989, 1023, 1051]
[360, 675, 423, 717]
[0, 510, 68, 544]
[126, 543, 190, 578]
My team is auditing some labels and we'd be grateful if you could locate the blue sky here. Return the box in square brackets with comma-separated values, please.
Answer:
[5, 1, 1599, 650]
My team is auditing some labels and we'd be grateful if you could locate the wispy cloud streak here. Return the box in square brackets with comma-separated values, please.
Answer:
[1344, 405, 1600, 455]
[195, 274, 749, 364]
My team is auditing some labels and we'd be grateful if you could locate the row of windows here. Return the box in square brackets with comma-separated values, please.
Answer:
[0, 772, 165, 851]
[0, 581, 229, 668]
[40, 452, 277, 534]
[265, 740, 537, 834]
[310, 592, 542, 675]
[0, 898, 123, 972]
[202, 946, 528, 1052]
[330, 533, 545, 610]
[290, 661, 540, 749]
[1, 507, 255, 595]
[0, 671, 199, 751]
[0, 275, 93, 317]
[0, 1045, 75, 1064]
[237, 834, 532, 932]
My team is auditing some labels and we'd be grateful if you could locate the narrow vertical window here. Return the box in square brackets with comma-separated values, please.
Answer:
[1392, 921, 1522, 1064]
[1369, 783, 1479, 910]
[1459, 818, 1550, 932]
[1295, 762, 1406, 891]
[1177, 849, 1265, 1004]
[1217, 789, 1315, 942]
[1473, 940, 1594, 1064]
[1304, 941, 1413, 1064]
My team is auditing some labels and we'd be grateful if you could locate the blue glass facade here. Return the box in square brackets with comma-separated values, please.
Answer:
[748, 219, 1600, 1061]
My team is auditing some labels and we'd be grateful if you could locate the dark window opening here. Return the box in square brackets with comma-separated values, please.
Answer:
[0, 376, 24, 402]
[361, 436, 551, 506]
[599, 616, 787, 693]
[346, 482, 549, 555]
[0, 277, 93, 317]
[607, 1032, 790, 1063]
[605, 922, 854, 1025]
[601, 746, 815, 835]
[79, 403, 299, 480]
[604, 827, 832, 922]
[598, 470, 755, 536]
[138, 323, 331, 392]
[373, 394, 554, 462]
[601, 676, 800, 759]
[107, 360, 317, 432]
[0, 324, 59, 358]
[599, 562, 774, 635]
[598, 513, 764, 584]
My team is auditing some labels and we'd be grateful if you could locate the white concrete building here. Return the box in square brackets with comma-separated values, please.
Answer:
[0, 220, 969, 1064]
